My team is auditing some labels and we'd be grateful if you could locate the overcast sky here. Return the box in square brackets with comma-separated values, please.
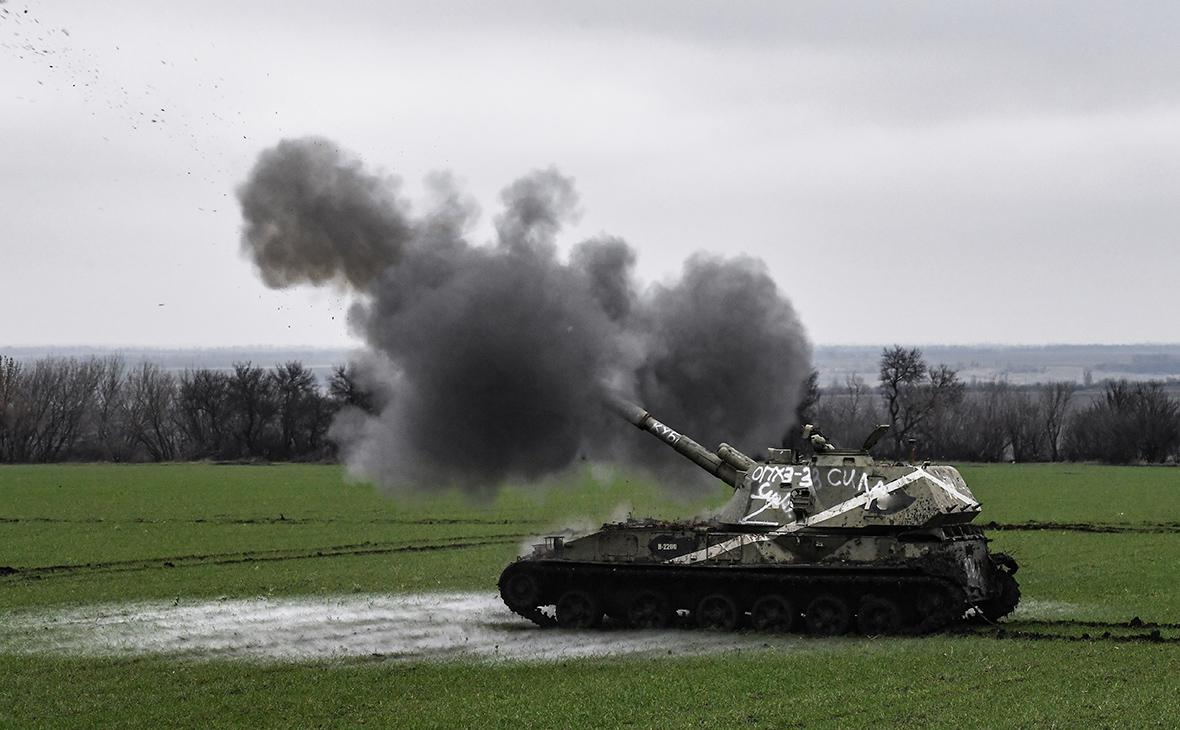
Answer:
[2, 1, 1177, 347]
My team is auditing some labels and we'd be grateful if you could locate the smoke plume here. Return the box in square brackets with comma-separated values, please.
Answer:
[239, 137, 812, 492]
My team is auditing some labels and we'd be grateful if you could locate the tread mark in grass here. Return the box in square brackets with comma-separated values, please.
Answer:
[955, 627, 1180, 644]
[0, 516, 543, 526]
[0, 534, 529, 582]
[999, 617, 1180, 630]
[983, 521, 1180, 534]
[6, 518, 1177, 533]
[954, 616, 1180, 643]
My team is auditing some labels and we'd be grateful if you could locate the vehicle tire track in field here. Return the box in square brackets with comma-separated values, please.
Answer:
[6, 517, 1178, 532]
[0, 534, 528, 582]
[1005, 617, 1180, 630]
[954, 616, 1180, 644]
[956, 626, 1180, 644]
[0, 516, 543, 527]
[983, 521, 1180, 534]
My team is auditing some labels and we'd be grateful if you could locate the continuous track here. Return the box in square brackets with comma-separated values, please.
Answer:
[500, 561, 971, 635]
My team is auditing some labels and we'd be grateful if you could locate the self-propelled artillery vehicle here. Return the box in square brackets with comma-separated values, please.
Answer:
[498, 398, 1020, 635]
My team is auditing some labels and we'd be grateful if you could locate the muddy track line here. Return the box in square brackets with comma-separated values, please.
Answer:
[1002, 617, 1180, 631]
[983, 521, 1180, 534]
[951, 616, 1180, 644]
[954, 626, 1180, 644]
[9, 517, 1174, 532]
[0, 533, 529, 582]
[0, 516, 543, 527]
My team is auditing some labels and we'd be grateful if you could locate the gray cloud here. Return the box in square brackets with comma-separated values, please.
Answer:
[3, 1, 1178, 349]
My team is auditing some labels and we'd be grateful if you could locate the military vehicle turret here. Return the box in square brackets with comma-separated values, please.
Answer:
[498, 398, 1020, 635]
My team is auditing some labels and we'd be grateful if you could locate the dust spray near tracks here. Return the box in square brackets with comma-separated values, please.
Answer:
[3, 594, 1176, 663]
[0, 593, 806, 664]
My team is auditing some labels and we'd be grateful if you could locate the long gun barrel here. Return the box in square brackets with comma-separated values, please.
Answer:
[606, 395, 744, 489]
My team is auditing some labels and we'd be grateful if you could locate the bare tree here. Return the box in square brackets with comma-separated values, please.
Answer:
[841, 374, 876, 430]
[91, 356, 128, 460]
[328, 363, 376, 413]
[1000, 385, 1045, 462]
[1066, 380, 1180, 463]
[879, 346, 963, 457]
[880, 346, 925, 456]
[176, 368, 231, 459]
[927, 383, 1006, 462]
[1040, 381, 1074, 462]
[1135, 382, 1180, 462]
[226, 362, 277, 458]
[12, 359, 58, 461]
[0, 356, 24, 462]
[122, 362, 179, 461]
[9, 358, 104, 462]
[812, 373, 883, 449]
[271, 361, 329, 459]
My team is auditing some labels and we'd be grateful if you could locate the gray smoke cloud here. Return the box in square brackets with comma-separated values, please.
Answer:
[239, 137, 812, 492]
[238, 138, 412, 289]
[634, 254, 812, 455]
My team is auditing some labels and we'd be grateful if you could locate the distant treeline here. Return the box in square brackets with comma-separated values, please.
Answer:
[0, 356, 369, 463]
[2, 351, 1178, 466]
[803, 346, 1180, 465]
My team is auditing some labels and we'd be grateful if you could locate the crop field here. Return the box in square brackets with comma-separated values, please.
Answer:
[2, 463, 1179, 728]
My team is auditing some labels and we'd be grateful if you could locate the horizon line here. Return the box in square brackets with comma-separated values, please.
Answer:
[4, 341, 1180, 351]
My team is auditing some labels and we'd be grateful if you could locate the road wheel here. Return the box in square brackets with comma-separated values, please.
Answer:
[856, 596, 903, 635]
[750, 595, 795, 632]
[500, 568, 541, 610]
[627, 590, 672, 629]
[805, 594, 851, 636]
[556, 590, 603, 629]
[915, 585, 960, 633]
[696, 593, 740, 630]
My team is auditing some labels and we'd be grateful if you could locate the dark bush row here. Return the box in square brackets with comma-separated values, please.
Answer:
[0, 356, 368, 463]
[804, 347, 1180, 464]
[3, 350, 1177, 465]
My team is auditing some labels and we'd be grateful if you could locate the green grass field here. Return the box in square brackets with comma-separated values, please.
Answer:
[2, 463, 1179, 728]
